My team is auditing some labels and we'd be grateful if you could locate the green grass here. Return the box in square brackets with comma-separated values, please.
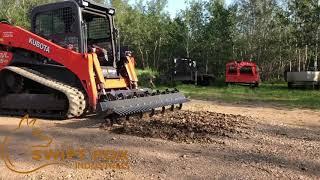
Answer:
[167, 83, 320, 109]
[137, 68, 159, 87]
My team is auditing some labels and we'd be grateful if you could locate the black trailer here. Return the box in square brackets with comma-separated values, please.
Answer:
[172, 58, 215, 86]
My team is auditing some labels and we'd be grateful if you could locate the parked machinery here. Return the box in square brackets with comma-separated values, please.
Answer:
[286, 71, 320, 89]
[225, 61, 260, 87]
[172, 58, 215, 86]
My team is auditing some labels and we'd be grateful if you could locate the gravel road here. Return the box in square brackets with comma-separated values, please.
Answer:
[0, 100, 319, 179]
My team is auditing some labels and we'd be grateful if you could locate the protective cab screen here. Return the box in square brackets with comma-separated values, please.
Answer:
[34, 7, 80, 52]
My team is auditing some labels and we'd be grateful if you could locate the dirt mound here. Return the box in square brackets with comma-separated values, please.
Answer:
[106, 111, 253, 143]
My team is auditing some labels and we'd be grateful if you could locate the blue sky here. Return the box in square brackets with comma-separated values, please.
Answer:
[167, 0, 234, 17]
[129, 0, 234, 17]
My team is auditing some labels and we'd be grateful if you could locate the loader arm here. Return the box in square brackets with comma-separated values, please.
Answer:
[0, 22, 99, 109]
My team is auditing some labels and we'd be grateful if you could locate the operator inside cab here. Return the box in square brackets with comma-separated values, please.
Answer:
[32, 2, 115, 67]
[83, 13, 113, 66]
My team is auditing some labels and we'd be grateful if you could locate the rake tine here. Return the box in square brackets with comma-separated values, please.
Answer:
[150, 109, 155, 117]
[161, 107, 166, 114]
[139, 112, 143, 119]
[170, 105, 174, 111]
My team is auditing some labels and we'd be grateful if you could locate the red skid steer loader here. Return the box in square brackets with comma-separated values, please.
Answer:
[0, 0, 188, 120]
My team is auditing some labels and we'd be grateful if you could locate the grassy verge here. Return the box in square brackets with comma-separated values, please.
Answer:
[167, 83, 320, 109]
[137, 68, 159, 88]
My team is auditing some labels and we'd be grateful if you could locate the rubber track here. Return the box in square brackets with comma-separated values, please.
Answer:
[4, 66, 87, 118]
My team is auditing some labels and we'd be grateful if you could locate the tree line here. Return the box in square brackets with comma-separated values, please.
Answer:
[1, 0, 320, 81]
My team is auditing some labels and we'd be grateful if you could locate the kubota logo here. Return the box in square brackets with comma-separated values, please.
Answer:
[0, 115, 129, 174]
[28, 38, 50, 53]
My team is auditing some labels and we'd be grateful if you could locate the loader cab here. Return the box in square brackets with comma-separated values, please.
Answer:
[30, 0, 118, 66]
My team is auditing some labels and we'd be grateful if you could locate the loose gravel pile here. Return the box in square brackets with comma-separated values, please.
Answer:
[108, 110, 253, 143]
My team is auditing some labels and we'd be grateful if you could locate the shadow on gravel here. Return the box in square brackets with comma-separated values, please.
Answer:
[258, 123, 320, 142]
[219, 148, 320, 177]
[215, 122, 320, 177]
[54, 116, 104, 129]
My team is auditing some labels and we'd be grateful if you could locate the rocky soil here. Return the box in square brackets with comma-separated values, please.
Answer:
[108, 111, 253, 143]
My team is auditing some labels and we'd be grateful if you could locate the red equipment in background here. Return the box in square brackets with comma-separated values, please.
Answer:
[225, 61, 260, 87]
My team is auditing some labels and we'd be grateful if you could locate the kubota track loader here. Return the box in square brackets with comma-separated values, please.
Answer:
[0, 0, 188, 119]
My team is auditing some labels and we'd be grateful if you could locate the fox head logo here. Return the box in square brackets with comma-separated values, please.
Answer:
[0, 115, 64, 174]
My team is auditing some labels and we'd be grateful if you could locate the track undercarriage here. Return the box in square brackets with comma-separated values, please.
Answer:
[0, 66, 188, 120]
[0, 66, 86, 119]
